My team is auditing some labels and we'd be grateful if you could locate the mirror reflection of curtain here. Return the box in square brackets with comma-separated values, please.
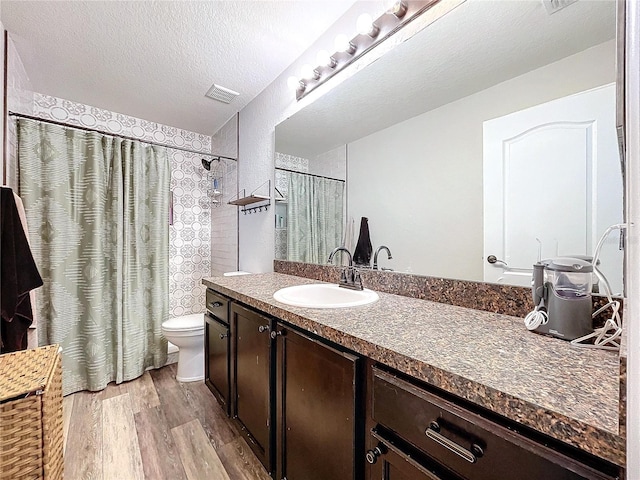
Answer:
[287, 172, 344, 264]
[18, 119, 169, 395]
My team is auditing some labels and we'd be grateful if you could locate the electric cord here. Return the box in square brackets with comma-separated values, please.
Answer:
[524, 299, 548, 331]
[570, 223, 626, 351]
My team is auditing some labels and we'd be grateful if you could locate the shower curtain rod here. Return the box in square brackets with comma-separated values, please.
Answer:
[276, 167, 345, 182]
[8, 111, 237, 160]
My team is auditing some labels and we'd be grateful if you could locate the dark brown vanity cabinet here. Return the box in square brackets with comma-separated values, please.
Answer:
[204, 290, 230, 413]
[368, 367, 619, 480]
[204, 288, 620, 480]
[273, 324, 363, 480]
[231, 303, 274, 473]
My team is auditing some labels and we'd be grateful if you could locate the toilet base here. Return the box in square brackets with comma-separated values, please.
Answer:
[175, 347, 204, 383]
[176, 373, 204, 382]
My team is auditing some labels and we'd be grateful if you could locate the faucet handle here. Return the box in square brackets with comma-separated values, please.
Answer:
[351, 268, 364, 290]
[340, 268, 349, 283]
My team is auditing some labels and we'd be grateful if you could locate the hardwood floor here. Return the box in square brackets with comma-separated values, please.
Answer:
[63, 364, 271, 480]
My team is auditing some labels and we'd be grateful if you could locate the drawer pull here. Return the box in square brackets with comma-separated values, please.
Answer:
[209, 301, 223, 309]
[219, 333, 229, 339]
[258, 325, 270, 333]
[425, 421, 478, 464]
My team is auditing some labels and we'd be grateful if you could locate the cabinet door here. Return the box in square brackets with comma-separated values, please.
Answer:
[275, 325, 361, 480]
[232, 303, 273, 472]
[204, 313, 229, 413]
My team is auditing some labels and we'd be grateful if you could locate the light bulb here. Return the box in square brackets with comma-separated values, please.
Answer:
[300, 64, 318, 80]
[287, 76, 301, 91]
[382, 0, 407, 18]
[316, 50, 336, 68]
[386, 0, 408, 18]
[356, 13, 379, 37]
[334, 34, 355, 54]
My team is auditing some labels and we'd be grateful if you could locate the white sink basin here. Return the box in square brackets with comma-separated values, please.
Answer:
[273, 284, 379, 309]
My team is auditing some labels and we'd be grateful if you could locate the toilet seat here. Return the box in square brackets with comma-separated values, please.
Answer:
[162, 313, 204, 335]
[162, 313, 204, 337]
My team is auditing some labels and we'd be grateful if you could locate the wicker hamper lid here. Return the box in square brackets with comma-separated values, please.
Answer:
[0, 344, 60, 403]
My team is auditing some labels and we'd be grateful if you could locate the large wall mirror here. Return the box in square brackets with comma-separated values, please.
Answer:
[275, 0, 624, 294]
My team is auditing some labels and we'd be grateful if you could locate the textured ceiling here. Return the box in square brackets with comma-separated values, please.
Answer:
[2, 1, 356, 135]
[276, 0, 617, 158]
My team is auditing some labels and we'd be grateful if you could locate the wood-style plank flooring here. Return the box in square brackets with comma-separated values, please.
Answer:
[63, 364, 271, 480]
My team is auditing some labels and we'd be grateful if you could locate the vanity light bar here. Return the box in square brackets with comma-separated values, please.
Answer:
[289, 0, 439, 101]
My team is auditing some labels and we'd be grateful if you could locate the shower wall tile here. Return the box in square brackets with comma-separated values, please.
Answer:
[275, 152, 309, 172]
[211, 117, 239, 276]
[16, 93, 213, 320]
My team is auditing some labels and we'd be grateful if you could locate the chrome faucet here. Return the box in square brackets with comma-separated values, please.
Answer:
[327, 247, 363, 290]
[328, 246, 353, 266]
[373, 245, 393, 270]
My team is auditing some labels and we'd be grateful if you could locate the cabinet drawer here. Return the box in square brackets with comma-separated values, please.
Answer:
[372, 368, 614, 480]
[206, 290, 229, 323]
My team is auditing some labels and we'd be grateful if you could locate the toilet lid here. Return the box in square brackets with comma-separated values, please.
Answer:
[162, 313, 205, 332]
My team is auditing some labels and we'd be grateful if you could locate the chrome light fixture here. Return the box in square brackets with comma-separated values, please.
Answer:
[290, 0, 436, 100]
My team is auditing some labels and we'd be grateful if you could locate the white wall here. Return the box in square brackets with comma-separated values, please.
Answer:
[347, 41, 615, 280]
[625, 1, 640, 476]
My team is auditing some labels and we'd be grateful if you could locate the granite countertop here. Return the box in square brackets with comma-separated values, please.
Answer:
[203, 272, 624, 466]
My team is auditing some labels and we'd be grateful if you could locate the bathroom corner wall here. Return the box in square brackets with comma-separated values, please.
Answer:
[5, 34, 33, 190]
[210, 115, 239, 276]
[12, 92, 212, 322]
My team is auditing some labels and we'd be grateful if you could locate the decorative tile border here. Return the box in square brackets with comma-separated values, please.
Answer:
[33, 94, 211, 153]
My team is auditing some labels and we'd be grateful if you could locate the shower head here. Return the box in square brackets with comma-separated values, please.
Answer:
[202, 157, 221, 171]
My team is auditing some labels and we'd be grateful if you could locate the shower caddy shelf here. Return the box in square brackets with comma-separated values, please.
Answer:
[228, 180, 285, 214]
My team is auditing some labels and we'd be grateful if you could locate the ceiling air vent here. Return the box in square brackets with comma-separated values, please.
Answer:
[205, 84, 240, 104]
[541, 0, 578, 15]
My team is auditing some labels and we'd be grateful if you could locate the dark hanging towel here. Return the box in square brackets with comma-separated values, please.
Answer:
[1, 187, 43, 353]
[353, 217, 372, 266]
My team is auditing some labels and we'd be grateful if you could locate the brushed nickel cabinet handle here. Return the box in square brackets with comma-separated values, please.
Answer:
[425, 421, 479, 464]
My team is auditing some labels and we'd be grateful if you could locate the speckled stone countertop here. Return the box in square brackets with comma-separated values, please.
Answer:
[202, 273, 624, 466]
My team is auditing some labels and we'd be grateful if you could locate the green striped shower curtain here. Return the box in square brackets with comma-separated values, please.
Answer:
[18, 119, 169, 395]
[287, 172, 344, 264]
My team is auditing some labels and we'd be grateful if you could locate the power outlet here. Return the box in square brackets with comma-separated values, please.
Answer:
[542, 0, 578, 15]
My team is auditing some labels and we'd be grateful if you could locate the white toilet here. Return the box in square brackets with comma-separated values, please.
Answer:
[161, 313, 205, 382]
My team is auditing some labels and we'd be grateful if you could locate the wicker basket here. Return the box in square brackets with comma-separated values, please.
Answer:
[0, 345, 64, 480]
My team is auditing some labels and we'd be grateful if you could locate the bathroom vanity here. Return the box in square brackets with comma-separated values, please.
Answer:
[202, 273, 625, 480]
